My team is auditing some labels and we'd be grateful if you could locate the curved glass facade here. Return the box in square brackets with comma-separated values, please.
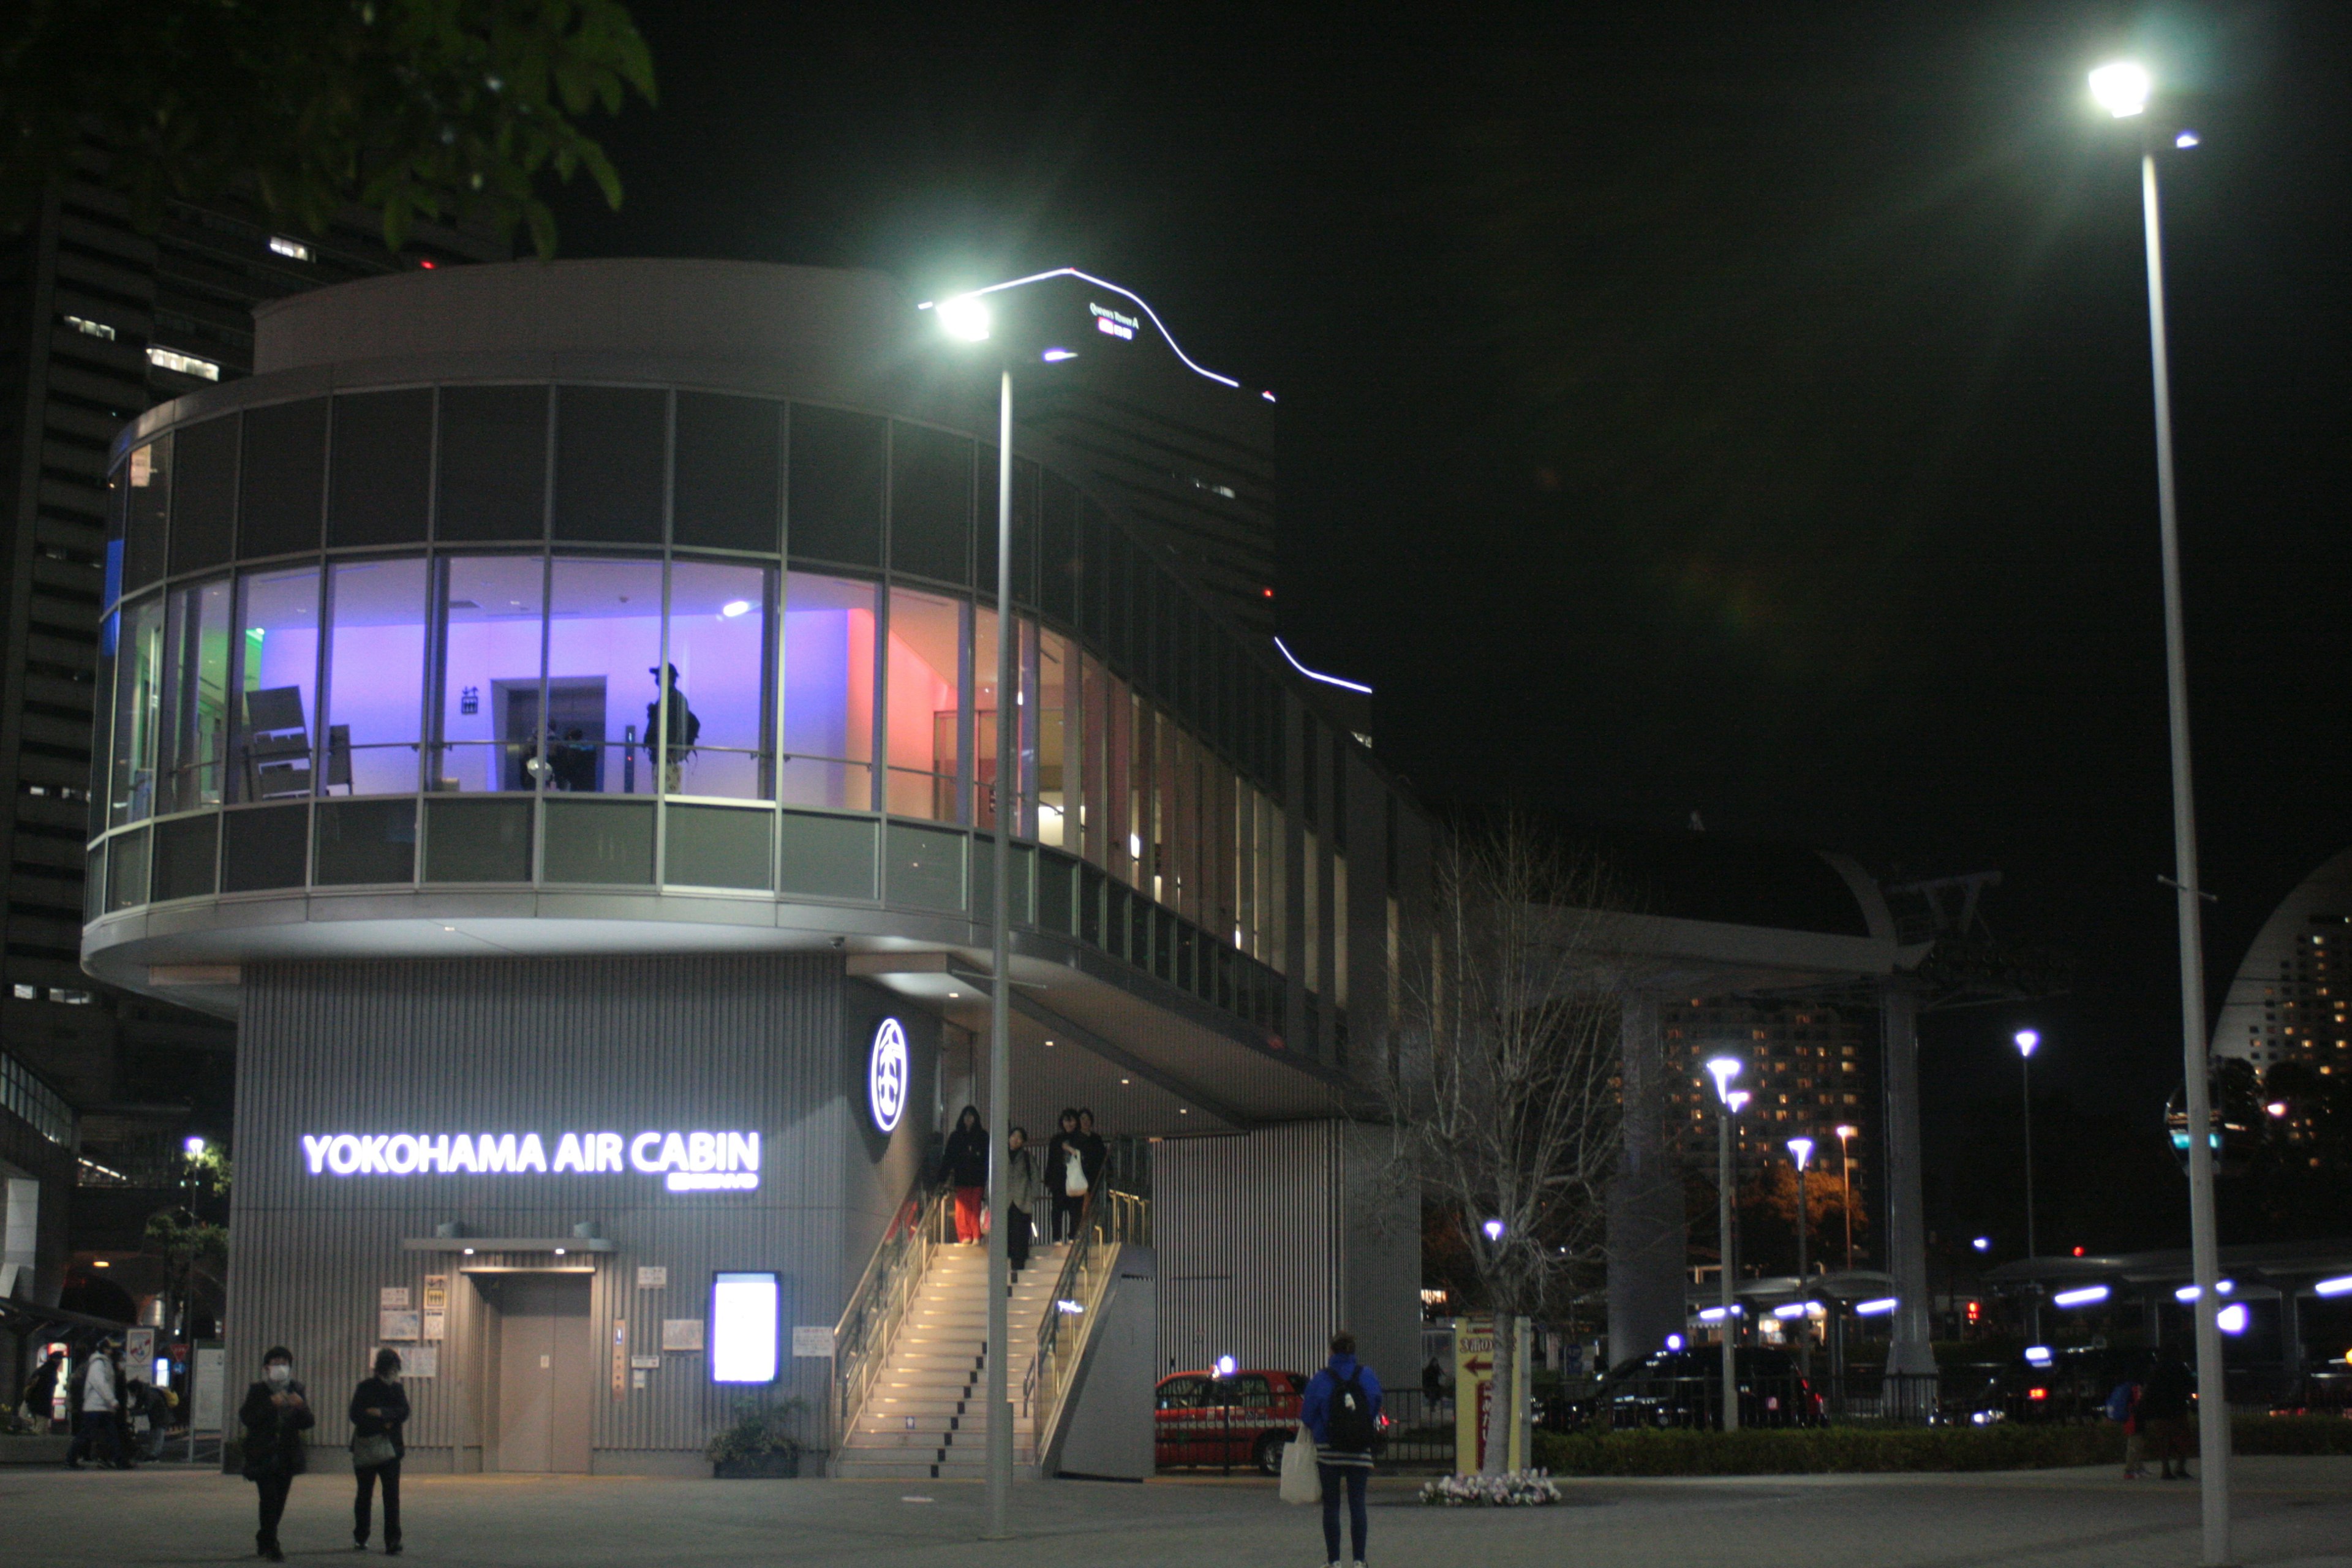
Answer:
[90, 385, 1313, 1032]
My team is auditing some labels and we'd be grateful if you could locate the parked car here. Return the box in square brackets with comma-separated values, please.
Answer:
[1937, 1345, 2153, 1427]
[1154, 1368, 1305, 1474]
[1559, 1348, 1822, 1432]
[2269, 1367, 2352, 1418]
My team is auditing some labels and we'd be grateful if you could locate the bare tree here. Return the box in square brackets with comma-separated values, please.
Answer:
[1378, 815, 1625, 1473]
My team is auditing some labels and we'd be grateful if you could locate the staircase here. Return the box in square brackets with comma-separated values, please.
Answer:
[832, 1241, 1068, 1479]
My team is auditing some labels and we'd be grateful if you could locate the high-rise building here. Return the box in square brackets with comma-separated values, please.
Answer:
[0, 165, 503, 1323]
[2212, 845, 2352, 1075]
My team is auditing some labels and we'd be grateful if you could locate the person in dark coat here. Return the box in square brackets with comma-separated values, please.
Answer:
[1300, 1330, 1384, 1568]
[940, 1105, 989, 1244]
[1004, 1126, 1042, 1275]
[239, 1346, 314, 1561]
[350, 1348, 410, 1554]
[2138, 1353, 2196, 1479]
[1076, 1106, 1109, 1196]
[1044, 1108, 1084, 1243]
[21, 1348, 65, 1432]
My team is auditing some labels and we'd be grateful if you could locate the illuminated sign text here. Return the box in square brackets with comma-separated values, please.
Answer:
[300, 1130, 761, 1192]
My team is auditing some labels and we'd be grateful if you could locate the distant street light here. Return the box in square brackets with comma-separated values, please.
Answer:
[1708, 1057, 1744, 1432]
[1482, 1217, 1506, 1243]
[1833, 1124, 1858, 1270]
[2014, 1028, 2041, 1341]
[1788, 1137, 1815, 1379]
[1972, 1236, 1992, 1254]
[183, 1136, 205, 1158]
[2087, 59, 2229, 1565]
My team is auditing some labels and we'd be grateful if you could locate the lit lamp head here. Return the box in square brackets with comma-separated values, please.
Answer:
[1834, 1123, 1858, 1142]
[1726, 1090, 1751, 1114]
[2013, 1028, 2040, 1060]
[1787, 1137, 1815, 1171]
[183, 1136, 205, 1158]
[935, 293, 993, 343]
[1481, 1217, 1507, 1243]
[2089, 61, 2152, 118]
[1704, 1057, 1743, 1104]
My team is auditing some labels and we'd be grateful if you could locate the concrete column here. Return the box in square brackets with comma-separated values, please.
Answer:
[1606, 992, 1686, 1368]
[1879, 981, 1938, 1408]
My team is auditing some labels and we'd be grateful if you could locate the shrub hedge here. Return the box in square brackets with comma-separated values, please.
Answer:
[1534, 1414, 2352, 1477]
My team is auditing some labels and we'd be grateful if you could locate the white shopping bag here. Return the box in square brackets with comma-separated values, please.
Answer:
[1278, 1428, 1319, 1506]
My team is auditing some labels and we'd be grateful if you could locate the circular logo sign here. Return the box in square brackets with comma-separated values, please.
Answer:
[867, 1018, 908, 1135]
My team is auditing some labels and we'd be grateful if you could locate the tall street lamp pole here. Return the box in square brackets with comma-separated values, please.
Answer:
[2089, 60, 2231, 1567]
[1706, 1058, 1744, 1432]
[1833, 1124, 1858, 1272]
[933, 293, 1019, 1539]
[1789, 1137, 1815, 1378]
[2015, 1029, 2040, 1342]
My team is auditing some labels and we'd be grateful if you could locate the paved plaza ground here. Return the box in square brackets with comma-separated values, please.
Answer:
[5, 1457, 2350, 1567]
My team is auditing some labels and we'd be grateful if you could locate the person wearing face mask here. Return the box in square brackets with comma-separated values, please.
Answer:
[349, 1349, 410, 1554]
[239, 1348, 314, 1562]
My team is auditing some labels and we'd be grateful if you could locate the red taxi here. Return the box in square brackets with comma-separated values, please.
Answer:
[1154, 1368, 1306, 1474]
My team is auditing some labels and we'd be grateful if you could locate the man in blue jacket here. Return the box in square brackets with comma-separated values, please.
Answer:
[1298, 1330, 1383, 1568]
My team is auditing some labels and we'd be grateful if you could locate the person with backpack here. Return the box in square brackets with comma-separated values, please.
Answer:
[1299, 1329, 1383, 1568]
[2138, 1353, 2195, 1480]
[64, 1339, 127, 1469]
[645, 663, 701, 793]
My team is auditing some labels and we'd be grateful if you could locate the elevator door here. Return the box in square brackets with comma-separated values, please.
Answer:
[495, 1274, 594, 1473]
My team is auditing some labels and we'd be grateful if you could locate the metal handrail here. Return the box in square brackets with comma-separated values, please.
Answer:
[1020, 1188, 1150, 1441]
[832, 1177, 954, 1446]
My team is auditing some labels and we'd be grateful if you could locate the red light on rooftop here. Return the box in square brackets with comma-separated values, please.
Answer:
[2072, 1246, 2086, 1257]
[1261, 587, 1274, 598]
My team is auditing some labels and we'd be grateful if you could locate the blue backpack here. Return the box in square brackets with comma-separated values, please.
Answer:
[2105, 1382, 2135, 1422]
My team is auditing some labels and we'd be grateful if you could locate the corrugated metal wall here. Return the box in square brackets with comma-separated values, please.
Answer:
[228, 954, 932, 1470]
[1149, 1122, 1344, 1378]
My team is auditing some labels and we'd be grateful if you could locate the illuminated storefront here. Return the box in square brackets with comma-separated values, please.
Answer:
[81, 260, 1422, 1474]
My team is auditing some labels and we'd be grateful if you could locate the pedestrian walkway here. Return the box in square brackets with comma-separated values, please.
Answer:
[2, 1456, 2347, 1566]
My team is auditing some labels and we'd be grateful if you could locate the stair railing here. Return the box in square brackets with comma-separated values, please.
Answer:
[1020, 1187, 1150, 1444]
[832, 1176, 954, 1449]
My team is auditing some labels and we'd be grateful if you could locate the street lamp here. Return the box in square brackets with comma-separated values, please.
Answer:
[1788, 1137, 1815, 1380]
[2088, 62, 2230, 1566]
[1705, 1057, 1743, 1431]
[1833, 1124, 1858, 1271]
[2014, 1028, 2043, 1343]
[929, 282, 1071, 1540]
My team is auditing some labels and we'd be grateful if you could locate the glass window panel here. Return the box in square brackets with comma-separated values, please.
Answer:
[780, 572, 876, 811]
[1079, 653, 1108, 869]
[973, 605, 1002, 831]
[151, 812, 218, 902]
[884, 587, 965, 822]
[314, 798, 417, 885]
[787, 404, 884, 567]
[328, 389, 432, 548]
[675, 393, 780, 552]
[325, 557, 428, 796]
[436, 385, 548, 542]
[421, 796, 533, 881]
[666, 559, 774, 800]
[777, 810, 876, 900]
[107, 594, 164, 827]
[554, 385, 666, 542]
[221, 803, 309, 891]
[1035, 628, 1072, 849]
[1016, 617, 1039, 838]
[889, 422, 972, 584]
[171, 417, 238, 574]
[124, 435, 170, 594]
[159, 577, 232, 813]
[233, 565, 322, 802]
[542, 798, 654, 884]
[1106, 671, 1133, 886]
[665, 803, 774, 889]
[1039, 471, 1078, 626]
[107, 826, 149, 911]
[1013, 457, 1039, 608]
[433, 556, 544, 794]
[548, 557, 665, 794]
[886, 821, 963, 911]
[238, 399, 328, 557]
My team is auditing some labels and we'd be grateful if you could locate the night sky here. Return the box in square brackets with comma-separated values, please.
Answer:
[548, 3, 2351, 1253]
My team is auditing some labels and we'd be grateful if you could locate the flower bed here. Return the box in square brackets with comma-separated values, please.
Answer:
[1419, 1469, 1564, 1506]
